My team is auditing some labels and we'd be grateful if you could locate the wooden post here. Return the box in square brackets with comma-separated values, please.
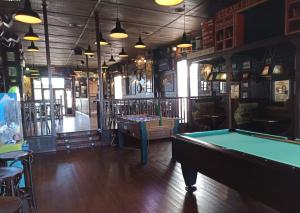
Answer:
[290, 37, 300, 138]
[224, 54, 233, 129]
[42, 0, 55, 136]
[95, 11, 105, 130]
[86, 55, 91, 117]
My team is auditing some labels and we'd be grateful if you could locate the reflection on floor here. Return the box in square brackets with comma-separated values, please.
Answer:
[32, 142, 278, 213]
[56, 111, 98, 133]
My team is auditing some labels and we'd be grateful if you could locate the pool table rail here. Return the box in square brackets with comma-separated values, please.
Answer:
[172, 133, 300, 212]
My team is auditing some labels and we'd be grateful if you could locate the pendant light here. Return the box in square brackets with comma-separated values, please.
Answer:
[177, 4, 192, 48]
[74, 65, 82, 74]
[154, 0, 183, 6]
[110, 0, 128, 39]
[14, 0, 42, 24]
[108, 55, 116, 65]
[27, 41, 39, 52]
[24, 25, 39, 41]
[102, 60, 108, 69]
[119, 47, 128, 58]
[134, 35, 146, 49]
[99, 32, 109, 46]
[84, 45, 95, 56]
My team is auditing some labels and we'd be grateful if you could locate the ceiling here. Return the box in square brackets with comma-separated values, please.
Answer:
[0, 0, 239, 68]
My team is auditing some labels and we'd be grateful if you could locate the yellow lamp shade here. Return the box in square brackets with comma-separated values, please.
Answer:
[14, 0, 42, 24]
[177, 32, 192, 48]
[134, 35, 146, 49]
[154, 0, 183, 6]
[110, 18, 128, 39]
[24, 25, 39, 41]
[27, 41, 39, 52]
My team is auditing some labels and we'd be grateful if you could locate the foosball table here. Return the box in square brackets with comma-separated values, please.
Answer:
[117, 115, 179, 165]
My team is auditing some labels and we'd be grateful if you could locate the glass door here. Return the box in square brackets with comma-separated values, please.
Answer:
[54, 89, 65, 115]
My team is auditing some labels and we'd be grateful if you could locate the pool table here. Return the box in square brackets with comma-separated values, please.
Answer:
[118, 115, 179, 165]
[172, 129, 300, 213]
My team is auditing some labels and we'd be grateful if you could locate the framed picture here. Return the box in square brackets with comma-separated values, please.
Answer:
[161, 71, 174, 92]
[231, 84, 240, 99]
[241, 82, 249, 88]
[200, 64, 213, 80]
[274, 80, 289, 102]
[6, 52, 15, 62]
[241, 92, 248, 99]
[242, 61, 251, 70]
[8, 66, 17, 77]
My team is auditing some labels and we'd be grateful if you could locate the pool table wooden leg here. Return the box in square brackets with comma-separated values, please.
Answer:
[181, 164, 197, 192]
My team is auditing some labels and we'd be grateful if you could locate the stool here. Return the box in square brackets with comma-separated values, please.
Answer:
[0, 196, 23, 213]
[0, 151, 37, 212]
[0, 167, 23, 196]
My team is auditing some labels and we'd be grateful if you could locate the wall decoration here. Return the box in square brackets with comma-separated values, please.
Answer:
[0, 93, 23, 144]
[241, 92, 248, 99]
[161, 71, 174, 92]
[242, 61, 251, 70]
[6, 52, 15, 62]
[136, 83, 143, 93]
[231, 84, 239, 99]
[274, 80, 289, 102]
[8, 66, 17, 77]
[201, 64, 213, 80]
[241, 82, 249, 88]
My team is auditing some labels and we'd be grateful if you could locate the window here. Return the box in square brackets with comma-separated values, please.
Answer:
[220, 82, 227, 94]
[114, 75, 123, 99]
[177, 60, 188, 123]
[190, 63, 198, 97]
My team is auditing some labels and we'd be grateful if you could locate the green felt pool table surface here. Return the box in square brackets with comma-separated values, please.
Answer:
[181, 129, 300, 169]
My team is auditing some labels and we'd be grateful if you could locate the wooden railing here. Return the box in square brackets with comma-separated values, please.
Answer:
[102, 97, 189, 129]
[101, 96, 226, 130]
[21, 100, 63, 137]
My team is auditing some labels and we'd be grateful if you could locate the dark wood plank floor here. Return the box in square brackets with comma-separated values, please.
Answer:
[31, 142, 278, 213]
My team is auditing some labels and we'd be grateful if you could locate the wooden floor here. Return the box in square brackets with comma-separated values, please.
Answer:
[31, 142, 278, 213]
[56, 112, 98, 133]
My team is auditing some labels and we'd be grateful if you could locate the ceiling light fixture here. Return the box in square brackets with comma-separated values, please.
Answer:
[102, 60, 108, 69]
[119, 47, 128, 58]
[110, 0, 128, 39]
[24, 25, 39, 41]
[98, 32, 109, 46]
[177, 4, 192, 48]
[27, 41, 39, 52]
[14, 0, 42, 24]
[84, 45, 95, 56]
[154, 0, 183, 6]
[74, 65, 82, 74]
[134, 35, 146, 49]
[108, 55, 116, 65]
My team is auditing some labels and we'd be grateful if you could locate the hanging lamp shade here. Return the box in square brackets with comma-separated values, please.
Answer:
[14, 0, 42, 24]
[177, 32, 192, 48]
[154, 0, 183, 6]
[110, 18, 128, 39]
[30, 66, 39, 73]
[24, 25, 39, 41]
[99, 32, 109, 46]
[134, 35, 146, 49]
[74, 65, 82, 74]
[119, 47, 128, 58]
[27, 41, 39, 52]
[102, 60, 108, 69]
[84, 45, 95, 56]
[108, 55, 116, 64]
